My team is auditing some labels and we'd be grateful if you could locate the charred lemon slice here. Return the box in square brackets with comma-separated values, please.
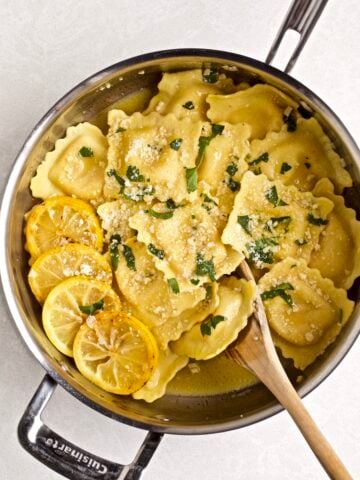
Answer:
[28, 243, 112, 303]
[73, 311, 158, 395]
[25, 196, 103, 259]
[42, 276, 121, 357]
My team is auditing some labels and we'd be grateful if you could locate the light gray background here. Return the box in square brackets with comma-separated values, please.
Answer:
[0, 1, 359, 479]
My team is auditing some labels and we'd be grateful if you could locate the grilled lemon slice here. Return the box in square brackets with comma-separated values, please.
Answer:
[28, 243, 112, 303]
[73, 311, 158, 395]
[42, 276, 121, 357]
[25, 196, 103, 259]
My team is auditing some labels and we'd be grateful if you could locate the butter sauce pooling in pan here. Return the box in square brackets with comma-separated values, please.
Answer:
[24, 69, 359, 402]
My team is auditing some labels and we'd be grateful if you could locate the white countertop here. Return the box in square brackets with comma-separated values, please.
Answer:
[0, 1, 359, 479]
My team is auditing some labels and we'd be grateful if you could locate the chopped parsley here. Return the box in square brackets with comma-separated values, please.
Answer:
[196, 253, 216, 282]
[307, 213, 329, 226]
[205, 285, 213, 299]
[147, 208, 174, 220]
[202, 68, 219, 84]
[186, 124, 224, 192]
[202, 193, 218, 205]
[304, 162, 311, 169]
[249, 152, 269, 166]
[261, 282, 295, 307]
[148, 243, 165, 260]
[79, 299, 104, 315]
[226, 162, 238, 177]
[269, 216, 292, 231]
[190, 278, 200, 285]
[107, 169, 125, 193]
[167, 278, 180, 294]
[185, 167, 198, 193]
[227, 178, 240, 192]
[182, 100, 195, 110]
[79, 146, 94, 157]
[126, 165, 145, 182]
[238, 215, 251, 235]
[298, 105, 313, 119]
[169, 138, 183, 151]
[247, 237, 278, 265]
[109, 234, 121, 270]
[265, 186, 288, 207]
[200, 315, 226, 336]
[280, 162, 292, 174]
[115, 127, 126, 133]
[295, 238, 308, 246]
[123, 245, 136, 271]
[165, 198, 180, 210]
[283, 110, 297, 132]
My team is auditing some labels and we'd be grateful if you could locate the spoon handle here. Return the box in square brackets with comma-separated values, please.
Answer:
[254, 357, 352, 480]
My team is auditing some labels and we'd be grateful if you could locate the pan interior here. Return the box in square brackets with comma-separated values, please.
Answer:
[3, 51, 360, 434]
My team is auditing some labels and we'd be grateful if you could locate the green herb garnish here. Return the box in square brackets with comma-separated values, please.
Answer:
[261, 282, 295, 307]
[126, 165, 145, 182]
[147, 208, 174, 220]
[107, 169, 125, 193]
[227, 178, 240, 192]
[280, 162, 292, 174]
[79, 299, 104, 315]
[79, 146, 94, 157]
[167, 278, 180, 294]
[109, 234, 121, 270]
[196, 253, 216, 282]
[205, 285, 213, 299]
[249, 152, 269, 166]
[182, 100, 195, 110]
[170, 138, 183, 151]
[200, 315, 226, 336]
[307, 213, 329, 226]
[226, 162, 238, 177]
[185, 167, 198, 193]
[295, 238, 308, 246]
[190, 278, 200, 285]
[115, 127, 126, 133]
[123, 245, 136, 271]
[270, 216, 292, 230]
[246, 237, 278, 265]
[338, 308, 344, 324]
[148, 243, 165, 260]
[283, 111, 297, 132]
[202, 194, 217, 205]
[202, 68, 219, 84]
[265, 186, 288, 207]
[238, 215, 251, 235]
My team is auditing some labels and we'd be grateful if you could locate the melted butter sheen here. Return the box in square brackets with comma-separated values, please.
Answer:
[166, 353, 259, 396]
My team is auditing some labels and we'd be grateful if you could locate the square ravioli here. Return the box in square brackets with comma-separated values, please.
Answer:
[129, 200, 243, 292]
[221, 171, 334, 269]
[105, 110, 204, 203]
[258, 258, 354, 369]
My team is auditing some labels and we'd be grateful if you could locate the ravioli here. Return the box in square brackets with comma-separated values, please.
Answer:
[207, 84, 298, 139]
[114, 238, 207, 328]
[152, 283, 219, 349]
[172, 277, 256, 360]
[129, 200, 243, 292]
[105, 110, 203, 203]
[144, 69, 235, 121]
[310, 178, 360, 289]
[222, 172, 334, 269]
[259, 258, 354, 369]
[31, 123, 108, 200]
[97, 198, 144, 243]
[248, 118, 352, 193]
[198, 122, 251, 231]
[132, 349, 189, 402]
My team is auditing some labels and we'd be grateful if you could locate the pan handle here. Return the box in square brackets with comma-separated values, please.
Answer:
[266, 0, 328, 73]
[18, 374, 163, 480]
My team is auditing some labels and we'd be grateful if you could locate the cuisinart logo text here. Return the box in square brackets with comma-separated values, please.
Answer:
[45, 437, 108, 474]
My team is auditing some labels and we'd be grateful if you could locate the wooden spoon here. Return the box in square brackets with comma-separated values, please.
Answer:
[227, 260, 352, 480]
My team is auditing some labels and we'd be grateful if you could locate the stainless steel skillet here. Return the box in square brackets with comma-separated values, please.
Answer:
[0, 1, 359, 479]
